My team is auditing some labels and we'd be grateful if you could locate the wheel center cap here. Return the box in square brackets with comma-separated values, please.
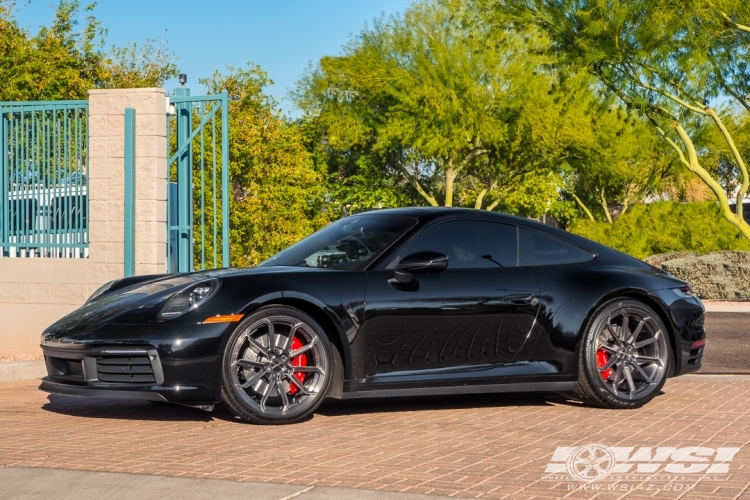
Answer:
[271, 358, 284, 371]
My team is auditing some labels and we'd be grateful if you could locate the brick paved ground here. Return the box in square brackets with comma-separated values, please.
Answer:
[0, 377, 748, 500]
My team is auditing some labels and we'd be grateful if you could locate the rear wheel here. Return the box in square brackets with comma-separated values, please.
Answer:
[220, 306, 332, 424]
[576, 299, 671, 409]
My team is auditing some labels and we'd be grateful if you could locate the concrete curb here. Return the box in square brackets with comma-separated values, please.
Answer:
[683, 374, 750, 380]
[0, 360, 46, 383]
[703, 301, 750, 313]
[0, 467, 453, 500]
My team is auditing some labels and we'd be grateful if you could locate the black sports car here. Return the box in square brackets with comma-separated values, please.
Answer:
[40, 208, 706, 424]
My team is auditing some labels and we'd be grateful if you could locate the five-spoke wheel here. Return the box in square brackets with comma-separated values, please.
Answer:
[221, 306, 333, 424]
[576, 299, 671, 409]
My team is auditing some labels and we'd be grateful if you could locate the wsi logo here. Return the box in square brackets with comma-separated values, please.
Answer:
[544, 444, 740, 482]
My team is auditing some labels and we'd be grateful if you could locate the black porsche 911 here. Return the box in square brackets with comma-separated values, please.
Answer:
[40, 208, 706, 424]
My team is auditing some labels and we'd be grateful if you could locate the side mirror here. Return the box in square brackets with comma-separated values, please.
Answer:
[393, 251, 449, 283]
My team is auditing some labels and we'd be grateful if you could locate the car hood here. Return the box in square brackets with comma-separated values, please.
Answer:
[42, 266, 327, 339]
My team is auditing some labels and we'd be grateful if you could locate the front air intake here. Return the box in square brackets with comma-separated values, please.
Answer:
[96, 356, 156, 384]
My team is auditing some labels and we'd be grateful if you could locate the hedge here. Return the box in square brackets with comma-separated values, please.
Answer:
[646, 251, 750, 299]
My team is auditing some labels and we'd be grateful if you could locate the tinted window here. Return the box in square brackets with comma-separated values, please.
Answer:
[392, 220, 518, 269]
[518, 228, 593, 266]
[259, 215, 416, 270]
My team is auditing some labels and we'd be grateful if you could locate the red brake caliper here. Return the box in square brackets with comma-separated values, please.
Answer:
[288, 336, 308, 395]
[596, 348, 613, 380]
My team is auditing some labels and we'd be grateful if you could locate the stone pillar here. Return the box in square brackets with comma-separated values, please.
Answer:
[0, 89, 169, 356]
[88, 88, 168, 281]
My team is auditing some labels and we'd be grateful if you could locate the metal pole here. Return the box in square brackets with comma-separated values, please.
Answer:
[175, 87, 192, 272]
[124, 108, 136, 277]
[221, 91, 229, 268]
[1, 113, 8, 252]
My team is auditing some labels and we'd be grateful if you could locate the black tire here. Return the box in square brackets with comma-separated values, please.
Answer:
[220, 306, 333, 424]
[575, 298, 672, 409]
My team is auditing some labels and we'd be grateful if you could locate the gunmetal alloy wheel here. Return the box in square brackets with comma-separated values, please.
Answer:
[221, 306, 333, 424]
[576, 299, 671, 409]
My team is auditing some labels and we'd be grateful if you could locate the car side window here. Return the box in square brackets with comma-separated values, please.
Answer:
[391, 220, 518, 269]
[518, 228, 593, 266]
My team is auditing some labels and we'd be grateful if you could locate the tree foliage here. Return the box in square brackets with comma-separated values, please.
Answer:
[203, 66, 329, 266]
[100, 37, 178, 89]
[566, 111, 679, 223]
[697, 105, 750, 199]
[296, 0, 600, 211]
[0, 0, 176, 100]
[297, 116, 411, 218]
[506, 0, 750, 239]
[6, 0, 750, 262]
[570, 201, 750, 259]
[295, 0, 699, 230]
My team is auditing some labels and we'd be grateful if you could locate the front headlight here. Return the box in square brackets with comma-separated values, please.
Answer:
[158, 279, 220, 320]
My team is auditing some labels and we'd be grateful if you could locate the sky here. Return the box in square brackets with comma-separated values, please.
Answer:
[13, 0, 414, 115]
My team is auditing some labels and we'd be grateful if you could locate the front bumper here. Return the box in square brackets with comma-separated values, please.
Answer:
[39, 342, 217, 403]
[40, 377, 169, 402]
[39, 321, 233, 404]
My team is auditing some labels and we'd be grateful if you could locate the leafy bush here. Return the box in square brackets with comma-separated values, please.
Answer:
[570, 201, 750, 259]
[652, 252, 750, 299]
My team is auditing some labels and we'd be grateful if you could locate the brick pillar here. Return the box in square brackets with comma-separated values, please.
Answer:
[88, 88, 168, 281]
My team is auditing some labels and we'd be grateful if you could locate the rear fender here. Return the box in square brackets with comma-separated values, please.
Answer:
[576, 288, 682, 376]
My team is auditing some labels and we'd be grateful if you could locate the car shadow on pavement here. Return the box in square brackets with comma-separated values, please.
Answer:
[42, 394, 219, 423]
[41, 392, 591, 423]
[317, 391, 571, 417]
[40, 394, 317, 424]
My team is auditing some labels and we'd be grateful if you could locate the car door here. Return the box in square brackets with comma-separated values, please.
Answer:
[363, 219, 541, 378]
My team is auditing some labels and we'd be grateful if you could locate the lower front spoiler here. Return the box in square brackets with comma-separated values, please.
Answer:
[39, 377, 169, 403]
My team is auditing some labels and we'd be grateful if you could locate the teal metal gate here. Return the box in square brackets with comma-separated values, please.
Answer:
[166, 89, 230, 272]
[0, 100, 89, 258]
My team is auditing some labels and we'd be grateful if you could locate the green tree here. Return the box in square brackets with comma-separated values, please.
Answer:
[203, 65, 328, 266]
[696, 105, 750, 200]
[297, 116, 411, 217]
[0, 0, 176, 100]
[507, 0, 750, 239]
[100, 37, 178, 89]
[566, 111, 679, 223]
[296, 0, 595, 209]
[0, 0, 104, 100]
[489, 168, 579, 223]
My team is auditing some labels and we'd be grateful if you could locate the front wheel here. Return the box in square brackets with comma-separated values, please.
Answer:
[220, 306, 333, 424]
[576, 299, 672, 409]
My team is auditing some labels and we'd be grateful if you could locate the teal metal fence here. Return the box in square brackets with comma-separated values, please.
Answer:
[166, 89, 229, 272]
[124, 108, 136, 276]
[0, 100, 89, 258]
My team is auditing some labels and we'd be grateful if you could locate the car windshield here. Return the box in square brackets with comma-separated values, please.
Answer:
[259, 214, 417, 270]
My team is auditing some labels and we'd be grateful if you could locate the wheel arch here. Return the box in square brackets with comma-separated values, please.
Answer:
[578, 288, 680, 376]
[230, 294, 351, 384]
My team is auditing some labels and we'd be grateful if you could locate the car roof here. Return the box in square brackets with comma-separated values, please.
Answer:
[353, 206, 639, 264]
[353, 206, 546, 227]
